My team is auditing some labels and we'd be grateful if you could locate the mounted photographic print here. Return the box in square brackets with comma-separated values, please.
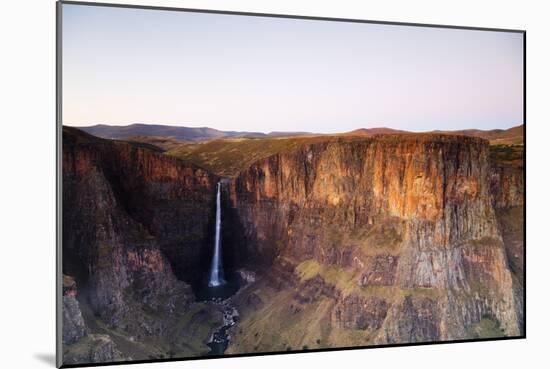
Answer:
[57, 1, 526, 367]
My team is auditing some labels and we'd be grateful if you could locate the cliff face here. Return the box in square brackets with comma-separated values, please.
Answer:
[490, 160, 525, 288]
[62, 127, 221, 364]
[228, 134, 522, 350]
[490, 163, 524, 209]
[63, 127, 218, 281]
[62, 275, 126, 364]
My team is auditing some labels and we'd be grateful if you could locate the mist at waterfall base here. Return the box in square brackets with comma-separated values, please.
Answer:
[196, 181, 239, 301]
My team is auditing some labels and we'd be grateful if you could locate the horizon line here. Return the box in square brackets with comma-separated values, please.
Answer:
[64, 122, 524, 135]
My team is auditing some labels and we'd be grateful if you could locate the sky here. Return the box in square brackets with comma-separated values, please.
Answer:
[62, 4, 524, 133]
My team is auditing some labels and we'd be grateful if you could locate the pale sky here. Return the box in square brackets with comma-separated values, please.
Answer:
[62, 4, 524, 133]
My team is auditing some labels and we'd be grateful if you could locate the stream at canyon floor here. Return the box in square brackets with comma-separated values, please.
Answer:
[201, 270, 255, 355]
[206, 297, 239, 355]
[194, 279, 241, 355]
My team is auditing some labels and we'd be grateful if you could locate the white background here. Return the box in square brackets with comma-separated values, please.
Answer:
[1, 0, 548, 368]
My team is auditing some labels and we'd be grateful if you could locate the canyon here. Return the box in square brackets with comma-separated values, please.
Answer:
[61, 126, 524, 365]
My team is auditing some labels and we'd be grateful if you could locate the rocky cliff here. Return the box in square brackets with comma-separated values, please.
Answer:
[489, 150, 525, 288]
[62, 275, 126, 364]
[62, 127, 222, 364]
[227, 134, 523, 352]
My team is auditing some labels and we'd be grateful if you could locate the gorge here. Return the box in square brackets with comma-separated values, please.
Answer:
[61, 126, 524, 365]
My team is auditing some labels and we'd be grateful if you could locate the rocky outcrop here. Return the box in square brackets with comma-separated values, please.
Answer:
[375, 295, 440, 344]
[489, 158, 524, 273]
[294, 275, 338, 304]
[228, 134, 523, 349]
[62, 275, 87, 344]
[333, 294, 389, 331]
[63, 334, 125, 365]
[489, 159, 524, 210]
[62, 275, 126, 364]
[358, 256, 399, 287]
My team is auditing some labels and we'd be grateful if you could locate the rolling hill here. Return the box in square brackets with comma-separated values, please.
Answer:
[432, 125, 524, 145]
[76, 123, 314, 142]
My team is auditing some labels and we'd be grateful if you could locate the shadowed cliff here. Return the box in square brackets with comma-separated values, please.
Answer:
[62, 127, 225, 364]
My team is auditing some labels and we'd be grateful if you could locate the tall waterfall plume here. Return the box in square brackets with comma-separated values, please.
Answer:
[208, 182, 226, 287]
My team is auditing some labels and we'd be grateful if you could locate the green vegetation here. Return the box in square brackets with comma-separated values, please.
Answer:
[466, 318, 506, 339]
[166, 137, 302, 176]
[466, 279, 492, 298]
[76, 288, 221, 361]
[166, 135, 361, 177]
[227, 284, 377, 354]
[296, 259, 440, 303]
[403, 287, 441, 300]
[489, 144, 524, 168]
[295, 260, 356, 291]
[162, 131, 525, 177]
[226, 287, 337, 354]
[125, 140, 165, 153]
[229, 256, 448, 355]
[471, 236, 502, 248]
[63, 334, 126, 363]
[356, 285, 440, 302]
[356, 285, 401, 301]
[126, 135, 186, 151]
[350, 219, 403, 256]
[295, 259, 323, 281]
[170, 302, 224, 355]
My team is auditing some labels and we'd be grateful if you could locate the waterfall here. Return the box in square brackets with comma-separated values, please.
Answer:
[208, 182, 226, 287]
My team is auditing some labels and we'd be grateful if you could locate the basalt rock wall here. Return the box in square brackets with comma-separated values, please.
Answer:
[62, 127, 220, 364]
[228, 134, 523, 345]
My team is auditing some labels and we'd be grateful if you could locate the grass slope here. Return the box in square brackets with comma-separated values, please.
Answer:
[166, 135, 348, 177]
[490, 144, 524, 168]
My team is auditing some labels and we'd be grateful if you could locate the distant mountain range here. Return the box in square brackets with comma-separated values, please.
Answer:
[75, 123, 523, 145]
[77, 124, 313, 142]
